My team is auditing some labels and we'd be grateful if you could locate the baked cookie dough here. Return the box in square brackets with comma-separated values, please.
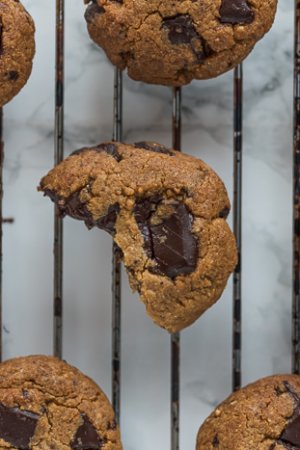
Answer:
[0, 0, 35, 107]
[197, 374, 300, 450]
[0, 355, 122, 449]
[39, 141, 237, 332]
[83, 0, 277, 86]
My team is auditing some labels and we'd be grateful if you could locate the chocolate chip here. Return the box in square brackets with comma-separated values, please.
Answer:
[219, 207, 230, 218]
[276, 382, 300, 449]
[134, 195, 162, 257]
[95, 143, 123, 162]
[212, 434, 220, 447]
[162, 14, 213, 62]
[134, 141, 174, 156]
[71, 414, 105, 449]
[280, 416, 300, 448]
[71, 143, 122, 162]
[134, 197, 198, 279]
[57, 191, 91, 223]
[85, 2, 105, 24]
[44, 189, 120, 235]
[0, 404, 39, 449]
[219, 0, 254, 24]
[4, 71, 19, 81]
[95, 203, 120, 235]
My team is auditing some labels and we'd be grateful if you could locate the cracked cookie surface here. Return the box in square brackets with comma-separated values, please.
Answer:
[39, 141, 237, 333]
[197, 374, 300, 450]
[83, 0, 277, 86]
[0, 355, 122, 450]
[0, 0, 35, 107]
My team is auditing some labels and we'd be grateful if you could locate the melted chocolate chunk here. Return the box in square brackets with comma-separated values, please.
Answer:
[71, 414, 105, 449]
[219, 0, 254, 24]
[162, 14, 213, 62]
[94, 143, 123, 162]
[61, 191, 91, 222]
[0, 404, 39, 449]
[134, 141, 174, 156]
[134, 197, 198, 279]
[219, 206, 230, 218]
[212, 434, 220, 447]
[281, 416, 300, 448]
[71, 143, 122, 162]
[44, 189, 119, 235]
[4, 71, 19, 81]
[85, 2, 105, 24]
[95, 203, 120, 234]
[275, 382, 300, 449]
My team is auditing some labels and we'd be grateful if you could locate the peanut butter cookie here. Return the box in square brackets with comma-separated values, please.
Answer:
[0, 0, 35, 107]
[84, 0, 277, 86]
[0, 355, 122, 450]
[39, 141, 237, 333]
[197, 374, 300, 450]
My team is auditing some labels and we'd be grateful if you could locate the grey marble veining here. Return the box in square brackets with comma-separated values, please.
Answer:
[2, 0, 293, 449]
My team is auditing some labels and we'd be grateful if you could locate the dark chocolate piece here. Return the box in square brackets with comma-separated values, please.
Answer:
[43, 189, 119, 235]
[162, 14, 213, 62]
[219, 0, 254, 24]
[219, 207, 230, 218]
[281, 416, 300, 448]
[71, 143, 122, 162]
[134, 141, 174, 156]
[85, 2, 105, 24]
[0, 404, 39, 449]
[4, 71, 19, 81]
[71, 414, 105, 449]
[95, 143, 123, 162]
[276, 382, 300, 449]
[212, 434, 220, 447]
[134, 197, 198, 279]
[95, 203, 120, 234]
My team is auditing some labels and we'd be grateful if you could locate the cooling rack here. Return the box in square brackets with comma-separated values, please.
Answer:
[0, 1, 297, 450]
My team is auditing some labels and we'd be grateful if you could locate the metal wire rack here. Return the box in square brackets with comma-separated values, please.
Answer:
[0, 1, 298, 450]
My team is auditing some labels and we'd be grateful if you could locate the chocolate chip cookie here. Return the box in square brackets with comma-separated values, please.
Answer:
[83, 0, 277, 86]
[197, 374, 300, 450]
[0, 355, 122, 449]
[39, 141, 237, 333]
[0, 0, 35, 107]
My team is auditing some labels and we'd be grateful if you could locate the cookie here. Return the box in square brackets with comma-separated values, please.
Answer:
[0, 0, 35, 107]
[0, 355, 122, 449]
[83, 0, 277, 86]
[39, 141, 237, 333]
[196, 374, 300, 450]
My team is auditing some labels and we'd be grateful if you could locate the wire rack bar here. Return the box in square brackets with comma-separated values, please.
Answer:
[232, 64, 243, 390]
[112, 68, 123, 422]
[54, 0, 65, 359]
[293, 0, 300, 374]
[171, 86, 182, 450]
[0, 108, 3, 363]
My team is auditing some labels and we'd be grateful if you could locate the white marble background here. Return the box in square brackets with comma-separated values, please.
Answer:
[2, 1, 293, 449]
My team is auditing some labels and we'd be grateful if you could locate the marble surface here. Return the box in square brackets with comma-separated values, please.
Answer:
[2, 1, 293, 449]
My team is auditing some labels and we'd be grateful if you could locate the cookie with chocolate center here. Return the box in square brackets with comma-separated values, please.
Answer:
[0, 355, 122, 449]
[197, 375, 300, 450]
[39, 141, 237, 333]
[0, 0, 35, 107]
[83, 0, 277, 86]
